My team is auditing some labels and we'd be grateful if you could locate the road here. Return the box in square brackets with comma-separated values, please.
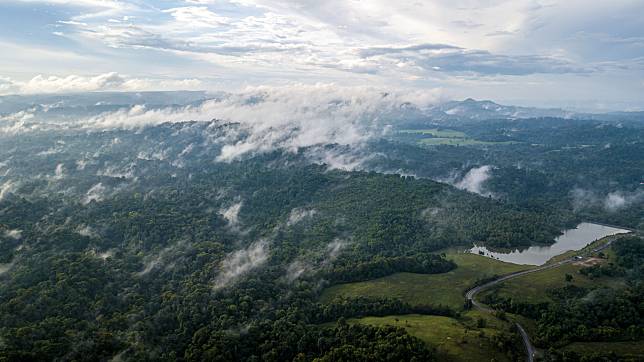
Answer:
[464, 237, 618, 362]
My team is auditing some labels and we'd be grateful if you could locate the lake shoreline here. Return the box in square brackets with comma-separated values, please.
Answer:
[469, 222, 631, 266]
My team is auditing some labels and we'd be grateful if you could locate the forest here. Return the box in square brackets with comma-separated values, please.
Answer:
[0, 116, 642, 361]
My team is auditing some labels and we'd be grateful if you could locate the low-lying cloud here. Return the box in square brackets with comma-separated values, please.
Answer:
[285, 260, 308, 283]
[0, 180, 17, 201]
[83, 183, 106, 205]
[220, 201, 243, 227]
[76, 224, 99, 238]
[53, 163, 65, 180]
[604, 191, 644, 212]
[571, 188, 644, 212]
[213, 239, 269, 290]
[1, 85, 442, 165]
[325, 238, 349, 264]
[284, 238, 350, 283]
[454, 165, 494, 197]
[4, 229, 22, 240]
[286, 207, 317, 226]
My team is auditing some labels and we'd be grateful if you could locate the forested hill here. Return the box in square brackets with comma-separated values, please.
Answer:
[0, 121, 571, 360]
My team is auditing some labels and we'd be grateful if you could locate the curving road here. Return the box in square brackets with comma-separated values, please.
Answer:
[465, 260, 569, 362]
[464, 237, 618, 362]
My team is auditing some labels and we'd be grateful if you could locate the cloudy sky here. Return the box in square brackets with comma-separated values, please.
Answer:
[1, 0, 643, 110]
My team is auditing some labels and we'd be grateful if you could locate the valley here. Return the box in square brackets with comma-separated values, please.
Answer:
[0, 94, 642, 361]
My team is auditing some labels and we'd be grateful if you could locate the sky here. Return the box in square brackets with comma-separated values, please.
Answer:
[1, 0, 643, 110]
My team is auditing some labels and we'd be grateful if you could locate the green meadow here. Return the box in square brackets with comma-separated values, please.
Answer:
[321, 252, 530, 309]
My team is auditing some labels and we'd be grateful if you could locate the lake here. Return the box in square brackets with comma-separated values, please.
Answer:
[469, 222, 631, 265]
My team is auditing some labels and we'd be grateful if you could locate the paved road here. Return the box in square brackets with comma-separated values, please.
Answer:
[464, 237, 618, 362]
[516, 322, 536, 362]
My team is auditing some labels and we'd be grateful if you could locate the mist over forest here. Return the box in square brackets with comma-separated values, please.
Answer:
[2, 0, 644, 361]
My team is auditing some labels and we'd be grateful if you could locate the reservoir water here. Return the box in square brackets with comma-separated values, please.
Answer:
[469, 222, 631, 265]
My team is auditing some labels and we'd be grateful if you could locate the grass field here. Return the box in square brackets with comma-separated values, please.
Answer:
[348, 312, 513, 362]
[480, 236, 629, 304]
[321, 252, 530, 309]
[479, 262, 625, 304]
[399, 128, 467, 138]
[419, 137, 515, 146]
[547, 234, 625, 263]
[397, 128, 516, 147]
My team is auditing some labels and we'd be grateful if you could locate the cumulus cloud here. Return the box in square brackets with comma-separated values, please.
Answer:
[42, 0, 595, 79]
[213, 239, 269, 290]
[454, 165, 494, 196]
[21, 73, 126, 94]
[0, 73, 203, 95]
[3, 0, 644, 106]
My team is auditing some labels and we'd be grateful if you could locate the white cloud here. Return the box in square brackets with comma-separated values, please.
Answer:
[22, 73, 125, 94]
[2, 0, 644, 105]
[220, 201, 243, 226]
[455, 165, 494, 197]
[325, 238, 348, 264]
[285, 260, 308, 282]
[76, 159, 90, 170]
[213, 239, 269, 290]
[97, 162, 136, 179]
[0, 180, 17, 200]
[162, 6, 230, 28]
[571, 187, 598, 211]
[0, 73, 204, 95]
[76, 224, 99, 238]
[53, 163, 65, 180]
[136, 242, 186, 276]
[29, 84, 437, 161]
[287, 208, 317, 226]
[0, 261, 15, 275]
[604, 191, 644, 212]
[15, 0, 126, 8]
[4, 229, 22, 240]
[571, 188, 643, 212]
[83, 183, 106, 205]
[358, 43, 586, 76]
[98, 250, 113, 260]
